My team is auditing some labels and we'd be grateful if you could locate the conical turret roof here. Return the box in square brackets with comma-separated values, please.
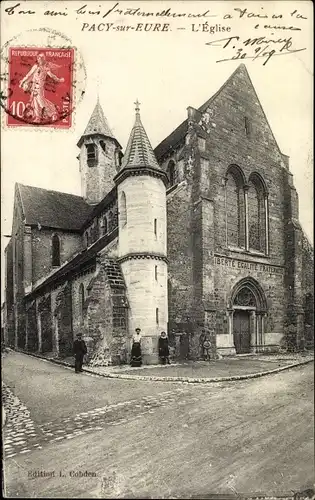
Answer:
[77, 99, 119, 147]
[121, 101, 160, 170]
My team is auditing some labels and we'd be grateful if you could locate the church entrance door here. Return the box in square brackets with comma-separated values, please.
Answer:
[233, 310, 251, 354]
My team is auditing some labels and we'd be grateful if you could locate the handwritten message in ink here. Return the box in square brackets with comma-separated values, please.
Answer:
[3, 2, 309, 66]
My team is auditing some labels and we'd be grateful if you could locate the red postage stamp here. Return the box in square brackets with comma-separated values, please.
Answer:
[6, 47, 75, 128]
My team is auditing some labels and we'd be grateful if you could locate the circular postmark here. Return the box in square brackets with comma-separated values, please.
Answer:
[0, 28, 87, 128]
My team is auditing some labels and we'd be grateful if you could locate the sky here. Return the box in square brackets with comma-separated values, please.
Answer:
[1, 1, 313, 294]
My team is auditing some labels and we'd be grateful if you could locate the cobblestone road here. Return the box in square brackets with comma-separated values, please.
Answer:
[3, 382, 205, 459]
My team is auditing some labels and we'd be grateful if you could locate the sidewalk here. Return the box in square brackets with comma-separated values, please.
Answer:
[10, 349, 314, 384]
[86, 353, 314, 382]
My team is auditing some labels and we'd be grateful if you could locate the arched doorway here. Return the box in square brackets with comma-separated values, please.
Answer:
[229, 278, 267, 354]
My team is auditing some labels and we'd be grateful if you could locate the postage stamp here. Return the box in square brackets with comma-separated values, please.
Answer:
[6, 47, 75, 128]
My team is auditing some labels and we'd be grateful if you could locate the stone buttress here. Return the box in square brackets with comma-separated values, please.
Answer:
[85, 256, 129, 366]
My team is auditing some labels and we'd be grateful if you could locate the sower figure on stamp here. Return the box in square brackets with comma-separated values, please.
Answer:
[73, 333, 87, 373]
[159, 331, 170, 365]
[19, 53, 64, 123]
[130, 328, 142, 367]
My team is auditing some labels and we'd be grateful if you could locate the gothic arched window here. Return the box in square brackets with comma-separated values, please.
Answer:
[102, 215, 108, 235]
[167, 160, 176, 186]
[248, 173, 267, 252]
[52, 234, 60, 267]
[120, 191, 127, 227]
[85, 230, 90, 247]
[225, 165, 246, 248]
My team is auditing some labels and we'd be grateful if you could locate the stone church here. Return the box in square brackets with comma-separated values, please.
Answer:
[3, 64, 313, 365]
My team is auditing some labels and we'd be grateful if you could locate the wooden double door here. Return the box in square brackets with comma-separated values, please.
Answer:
[233, 310, 251, 354]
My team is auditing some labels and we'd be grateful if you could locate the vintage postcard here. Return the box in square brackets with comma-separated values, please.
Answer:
[1, 1, 313, 498]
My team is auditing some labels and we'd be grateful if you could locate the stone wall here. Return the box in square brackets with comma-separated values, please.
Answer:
[25, 301, 38, 352]
[118, 175, 167, 258]
[86, 257, 129, 366]
[12, 190, 27, 349]
[53, 282, 74, 358]
[4, 239, 15, 347]
[38, 295, 53, 353]
[31, 228, 82, 283]
[167, 181, 194, 333]
[80, 136, 120, 204]
[165, 122, 203, 337]
[83, 197, 118, 249]
[302, 232, 314, 346]
[71, 268, 96, 337]
[161, 64, 306, 358]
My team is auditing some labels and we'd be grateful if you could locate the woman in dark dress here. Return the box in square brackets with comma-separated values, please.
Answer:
[130, 328, 142, 367]
[158, 331, 170, 365]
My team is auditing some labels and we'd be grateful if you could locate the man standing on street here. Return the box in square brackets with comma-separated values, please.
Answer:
[73, 333, 87, 373]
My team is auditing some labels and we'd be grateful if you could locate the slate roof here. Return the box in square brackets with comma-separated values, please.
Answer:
[17, 184, 93, 231]
[77, 99, 120, 147]
[122, 107, 161, 170]
[154, 64, 248, 161]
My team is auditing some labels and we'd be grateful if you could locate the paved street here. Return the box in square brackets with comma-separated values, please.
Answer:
[2, 351, 314, 498]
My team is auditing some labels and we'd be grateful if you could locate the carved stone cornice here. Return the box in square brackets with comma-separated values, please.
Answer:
[118, 252, 168, 264]
[114, 166, 168, 187]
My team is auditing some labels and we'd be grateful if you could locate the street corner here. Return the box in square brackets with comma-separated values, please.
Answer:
[85, 354, 314, 383]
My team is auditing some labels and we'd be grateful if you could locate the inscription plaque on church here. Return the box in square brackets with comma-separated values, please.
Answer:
[214, 256, 284, 275]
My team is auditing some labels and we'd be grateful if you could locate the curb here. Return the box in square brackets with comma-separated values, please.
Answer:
[9, 348, 314, 384]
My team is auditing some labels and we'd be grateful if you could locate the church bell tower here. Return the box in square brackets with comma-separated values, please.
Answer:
[114, 101, 169, 364]
[77, 99, 122, 204]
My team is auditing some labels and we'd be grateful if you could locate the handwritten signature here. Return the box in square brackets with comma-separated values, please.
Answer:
[206, 35, 306, 65]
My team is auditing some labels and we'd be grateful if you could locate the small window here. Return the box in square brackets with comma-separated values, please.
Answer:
[85, 230, 90, 247]
[244, 116, 251, 137]
[103, 215, 108, 235]
[86, 143, 97, 164]
[154, 218, 157, 236]
[117, 150, 123, 167]
[155, 265, 158, 281]
[167, 160, 176, 186]
[156, 307, 159, 325]
[100, 140, 106, 153]
[120, 192, 127, 227]
[52, 234, 60, 267]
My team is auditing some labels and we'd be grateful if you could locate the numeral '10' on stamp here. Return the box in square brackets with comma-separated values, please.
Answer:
[7, 47, 74, 128]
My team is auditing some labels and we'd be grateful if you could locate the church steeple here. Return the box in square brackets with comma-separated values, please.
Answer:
[115, 101, 167, 185]
[77, 100, 122, 204]
[121, 100, 160, 170]
[77, 99, 119, 148]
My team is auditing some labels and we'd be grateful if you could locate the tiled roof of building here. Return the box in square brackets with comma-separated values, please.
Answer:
[154, 64, 248, 161]
[77, 99, 119, 147]
[17, 184, 93, 231]
[121, 104, 161, 170]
